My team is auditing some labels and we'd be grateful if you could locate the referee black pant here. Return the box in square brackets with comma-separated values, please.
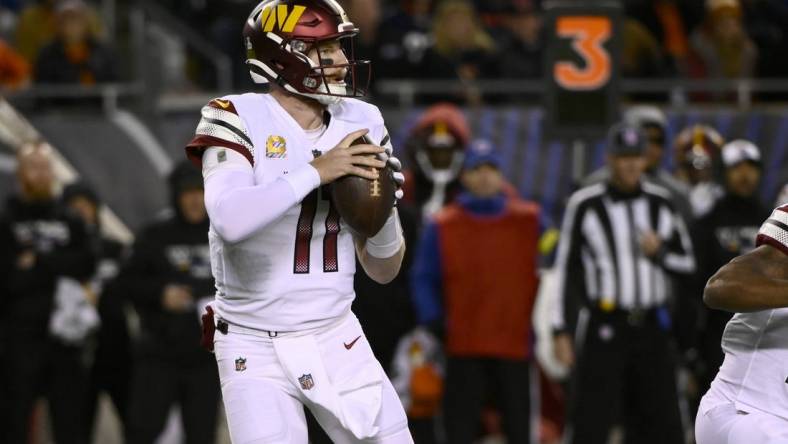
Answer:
[566, 308, 684, 444]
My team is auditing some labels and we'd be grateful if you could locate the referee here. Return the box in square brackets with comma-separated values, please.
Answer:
[553, 123, 696, 444]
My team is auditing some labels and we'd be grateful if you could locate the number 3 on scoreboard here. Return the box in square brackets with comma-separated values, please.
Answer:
[555, 16, 612, 91]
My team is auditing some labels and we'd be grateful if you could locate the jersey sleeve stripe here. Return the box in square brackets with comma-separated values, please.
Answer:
[201, 105, 246, 132]
[380, 133, 390, 147]
[186, 135, 254, 167]
[201, 117, 254, 148]
[756, 208, 788, 256]
[195, 121, 255, 156]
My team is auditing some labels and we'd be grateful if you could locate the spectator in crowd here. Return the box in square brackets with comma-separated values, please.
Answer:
[0, 142, 96, 444]
[624, 0, 702, 75]
[691, 140, 769, 402]
[0, 38, 30, 89]
[0, 0, 22, 38]
[375, 0, 435, 79]
[621, 18, 667, 78]
[15, 0, 102, 63]
[122, 161, 219, 444]
[344, 0, 382, 68]
[689, 0, 758, 80]
[491, 1, 544, 80]
[412, 140, 541, 444]
[673, 124, 726, 218]
[740, 0, 788, 79]
[553, 124, 695, 444]
[402, 102, 470, 222]
[34, 0, 116, 85]
[61, 182, 132, 439]
[420, 0, 498, 103]
[584, 106, 692, 222]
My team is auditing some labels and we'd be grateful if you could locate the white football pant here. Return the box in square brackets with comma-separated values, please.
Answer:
[213, 312, 413, 444]
[696, 389, 788, 444]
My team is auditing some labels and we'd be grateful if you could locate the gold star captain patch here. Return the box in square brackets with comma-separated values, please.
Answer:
[266, 135, 287, 158]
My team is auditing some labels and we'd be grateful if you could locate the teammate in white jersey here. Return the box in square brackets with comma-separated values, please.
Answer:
[184, 1, 413, 442]
[696, 204, 788, 443]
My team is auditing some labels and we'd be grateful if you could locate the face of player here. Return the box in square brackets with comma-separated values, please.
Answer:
[725, 162, 761, 198]
[308, 40, 349, 86]
[178, 188, 207, 224]
[608, 154, 646, 193]
[17, 148, 55, 201]
[461, 163, 503, 198]
[68, 196, 98, 226]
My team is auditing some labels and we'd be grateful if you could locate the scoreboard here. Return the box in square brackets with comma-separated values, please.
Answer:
[544, 1, 622, 134]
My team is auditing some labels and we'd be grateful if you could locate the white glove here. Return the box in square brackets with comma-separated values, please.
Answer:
[377, 146, 405, 201]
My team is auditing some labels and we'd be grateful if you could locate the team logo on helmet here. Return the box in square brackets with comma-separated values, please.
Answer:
[260, 4, 306, 33]
[266, 135, 287, 158]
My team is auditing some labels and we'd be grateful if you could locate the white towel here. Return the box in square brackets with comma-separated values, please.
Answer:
[49, 277, 100, 345]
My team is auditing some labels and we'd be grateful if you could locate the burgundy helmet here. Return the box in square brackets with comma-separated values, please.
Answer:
[243, 0, 370, 104]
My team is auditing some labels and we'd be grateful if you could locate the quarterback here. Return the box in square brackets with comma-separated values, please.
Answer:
[184, 0, 412, 442]
[695, 204, 788, 443]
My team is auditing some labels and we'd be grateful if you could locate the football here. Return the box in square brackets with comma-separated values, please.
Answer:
[331, 135, 396, 238]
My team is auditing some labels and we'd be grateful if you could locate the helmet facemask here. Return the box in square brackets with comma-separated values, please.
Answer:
[292, 35, 371, 104]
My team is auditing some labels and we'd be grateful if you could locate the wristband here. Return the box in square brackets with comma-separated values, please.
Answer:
[365, 208, 404, 258]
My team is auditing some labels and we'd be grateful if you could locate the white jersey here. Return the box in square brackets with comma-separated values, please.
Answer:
[709, 204, 788, 420]
[186, 93, 391, 332]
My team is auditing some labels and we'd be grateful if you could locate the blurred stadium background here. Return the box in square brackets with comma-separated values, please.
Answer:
[1, 0, 788, 443]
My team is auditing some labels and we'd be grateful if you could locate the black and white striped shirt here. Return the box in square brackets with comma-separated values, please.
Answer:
[552, 182, 696, 332]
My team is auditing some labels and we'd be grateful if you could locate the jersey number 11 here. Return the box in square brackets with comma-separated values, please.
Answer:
[294, 186, 340, 274]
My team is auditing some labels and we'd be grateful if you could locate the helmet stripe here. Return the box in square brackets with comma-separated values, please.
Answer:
[263, 6, 277, 31]
[282, 5, 306, 33]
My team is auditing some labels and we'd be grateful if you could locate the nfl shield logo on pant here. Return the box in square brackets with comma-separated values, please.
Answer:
[298, 374, 315, 390]
[235, 357, 246, 372]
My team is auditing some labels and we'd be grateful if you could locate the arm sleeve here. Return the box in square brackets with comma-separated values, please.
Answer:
[410, 222, 444, 326]
[203, 148, 320, 243]
[657, 203, 696, 275]
[552, 195, 586, 333]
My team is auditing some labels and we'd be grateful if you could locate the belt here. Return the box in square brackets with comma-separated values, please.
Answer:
[215, 310, 352, 339]
[216, 319, 283, 338]
[591, 306, 663, 328]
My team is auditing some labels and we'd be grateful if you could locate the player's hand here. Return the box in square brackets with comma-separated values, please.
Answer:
[162, 284, 193, 313]
[554, 333, 575, 368]
[639, 231, 663, 258]
[311, 129, 386, 185]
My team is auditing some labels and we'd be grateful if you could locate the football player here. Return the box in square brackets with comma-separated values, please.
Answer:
[184, 1, 412, 443]
[695, 204, 788, 443]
